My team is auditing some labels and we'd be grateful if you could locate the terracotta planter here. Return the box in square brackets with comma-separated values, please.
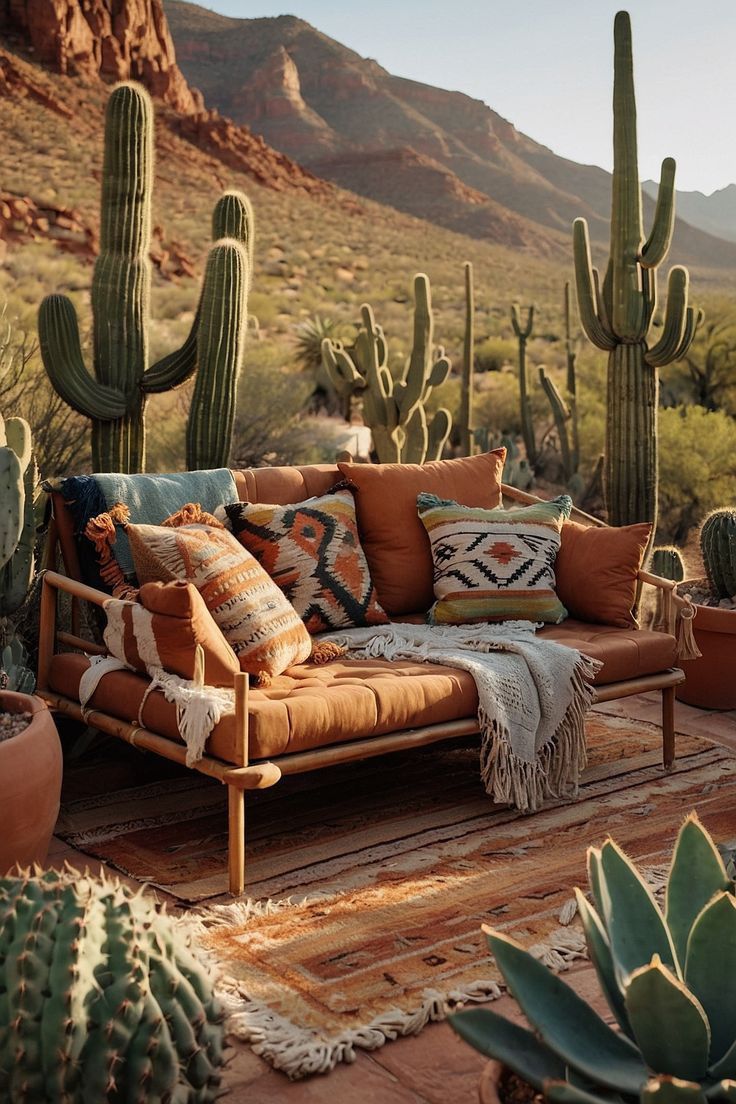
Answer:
[479, 1060, 504, 1104]
[0, 692, 62, 873]
[676, 602, 736, 710]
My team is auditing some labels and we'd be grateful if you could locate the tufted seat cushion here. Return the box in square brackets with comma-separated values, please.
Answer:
[49, 620, 676, 765]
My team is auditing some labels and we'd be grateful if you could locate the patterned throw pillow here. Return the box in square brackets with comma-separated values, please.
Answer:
[417, 493, 572, 625]
[224, 488, 388, 634]
[103, 581, 240, 687]
[126, 511, 312, 682]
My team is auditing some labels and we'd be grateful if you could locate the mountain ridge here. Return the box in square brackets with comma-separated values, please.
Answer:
[164, 0, 736, 269]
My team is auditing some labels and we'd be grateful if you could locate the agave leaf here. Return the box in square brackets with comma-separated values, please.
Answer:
[449, 1008, 565, 1090]
[588, 847, 610, 921]
[625, 958, 710, 1080]
[641, 1077, 708, 1104]
[575, 889, 633, 1038]
[686, 893, 736, 1065]
[545, 1079, 626, 1104]
[710, 1041, 736, 1083]
[485, 931, 647, 1095]
[599, 840, 680, 980]
[667, 815, 730, 967]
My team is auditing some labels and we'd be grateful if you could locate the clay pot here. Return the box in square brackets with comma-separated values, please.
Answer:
[479, 1060, 504, 1104]
[0, 692, 62, 873]
[676, 602, 736, 710]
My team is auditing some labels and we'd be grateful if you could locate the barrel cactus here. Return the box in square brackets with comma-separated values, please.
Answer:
[701, 509, 736, 599]
[573, 12, 701, 536]
[451, 812, 736, 1103]
[321, 273, 452, 464]
[0, 866, 225, 1102]
[650, 545, 686, 583]
[38, 82, 252, 473]
[0, 412, 37, 693]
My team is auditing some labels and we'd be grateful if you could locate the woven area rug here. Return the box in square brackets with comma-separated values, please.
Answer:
[57, 714, 735, 1078]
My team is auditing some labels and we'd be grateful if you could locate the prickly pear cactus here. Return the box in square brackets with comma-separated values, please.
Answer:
[0, 412, 38, 694]
[0, 867, 225, 1103]
[701, 508, 736, 599]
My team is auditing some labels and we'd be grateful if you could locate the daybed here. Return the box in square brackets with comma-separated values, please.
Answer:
[36, 462, 685, 895]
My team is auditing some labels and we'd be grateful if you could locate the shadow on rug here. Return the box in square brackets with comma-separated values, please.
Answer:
[56, 715, 734, 1078]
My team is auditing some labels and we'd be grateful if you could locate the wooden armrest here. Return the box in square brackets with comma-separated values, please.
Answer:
[41, 569, 111, 608]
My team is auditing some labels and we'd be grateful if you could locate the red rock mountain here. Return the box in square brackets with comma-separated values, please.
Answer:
[164, 0, 736, 267]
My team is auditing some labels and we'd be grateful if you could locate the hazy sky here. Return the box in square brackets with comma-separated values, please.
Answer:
[199, 0, 734, 195]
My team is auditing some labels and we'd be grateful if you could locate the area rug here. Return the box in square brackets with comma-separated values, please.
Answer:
[56, 715, 736, 1077]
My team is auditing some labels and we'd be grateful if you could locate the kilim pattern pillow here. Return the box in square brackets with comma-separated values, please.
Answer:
[225, 489, 388, 634]
[127, 513, 312, 682]
[417, 493, 572, 625]
[102, 581, 240, 688]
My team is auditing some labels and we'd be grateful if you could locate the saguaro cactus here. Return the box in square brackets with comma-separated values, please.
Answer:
[511, 303, 538, 471]
[573, 12, 700, 533]
[459, 261, 475, 456]
[38, 83, 253, 473]
[0, 412, 37, 692]
[322, 273, 452, 463]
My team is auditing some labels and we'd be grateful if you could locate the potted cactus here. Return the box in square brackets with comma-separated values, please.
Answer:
[0, 866, 225, 1100]
[677, 508, 736, 709]
[0, 412, 62, 873]
[451, 812, 736, 1104]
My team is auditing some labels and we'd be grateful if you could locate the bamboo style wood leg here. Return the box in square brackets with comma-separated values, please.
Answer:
[228, 785, 245, 896]
[662, 685, 676, 772]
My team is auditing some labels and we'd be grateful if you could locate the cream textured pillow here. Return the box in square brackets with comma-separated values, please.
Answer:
[417, 493, 572, 625]
[127, 513, 312, 682]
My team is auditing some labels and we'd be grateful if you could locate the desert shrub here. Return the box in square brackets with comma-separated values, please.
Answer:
[231, 341, 315, 467]
[657, 405, 736, 543]
[474, 336, 517, 373]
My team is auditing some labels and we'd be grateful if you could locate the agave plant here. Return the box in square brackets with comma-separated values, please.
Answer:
[451, 813, 736, 1103]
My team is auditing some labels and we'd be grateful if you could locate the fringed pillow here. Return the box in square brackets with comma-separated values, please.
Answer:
[103, 581, 240, 687]
[417, 493, 572, 625]
[224, 488, 388, 633]
[125, 504, 314, 684]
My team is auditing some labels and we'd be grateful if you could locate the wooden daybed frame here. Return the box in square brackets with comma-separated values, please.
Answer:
[36, 482, 686, 895]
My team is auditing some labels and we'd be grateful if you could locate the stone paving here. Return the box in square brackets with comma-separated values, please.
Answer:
[47, 694, 736, 1102]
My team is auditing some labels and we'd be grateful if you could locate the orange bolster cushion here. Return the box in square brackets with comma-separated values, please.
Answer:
[103, 581, 240, 687]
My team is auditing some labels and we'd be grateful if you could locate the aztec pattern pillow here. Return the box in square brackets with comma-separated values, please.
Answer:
[417, 493, 572, 625]
[103, 581, 240, 688]
[224, 488, 388, 634]
[126, 510, 312, 682]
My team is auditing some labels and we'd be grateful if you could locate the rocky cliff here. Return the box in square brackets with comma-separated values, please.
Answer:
[1, 0, 200, 112]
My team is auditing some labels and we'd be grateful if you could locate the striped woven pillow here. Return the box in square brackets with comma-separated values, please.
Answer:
[103, 581, 240, 687]
[127, 514, 312, 682]
[417, 493, 572, 625]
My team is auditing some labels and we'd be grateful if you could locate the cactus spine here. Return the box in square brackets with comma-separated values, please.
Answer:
[650, 545, 685, 582]
[0, 866, 224, 1101]
[573, 12, 701, 533]
[38, 83, 253, 473]
[701, 509, 736, 599]
[0, 412, 37, 693]
[459, 261, 475, 456]
[511, 302, 538, 471]
[322, 273, 452, 464]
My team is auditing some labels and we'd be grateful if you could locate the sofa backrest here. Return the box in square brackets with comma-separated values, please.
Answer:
[50, 464, 343, 586]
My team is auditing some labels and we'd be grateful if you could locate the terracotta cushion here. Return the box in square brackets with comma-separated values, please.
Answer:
[49, 622, 676, 763]
[338, 450, 506, 616]
[127, 516, 312, 680]
[555, 520, 652, 629]
[103, 581, 239, 687]
[538, 620, 676, 684]
[234, 465, 341, 505]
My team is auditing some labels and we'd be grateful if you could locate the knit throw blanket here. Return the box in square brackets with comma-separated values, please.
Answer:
[323, 622, 602, 813]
